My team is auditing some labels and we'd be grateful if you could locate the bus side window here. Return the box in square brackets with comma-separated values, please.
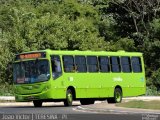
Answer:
[131, 57, 142, 72]
[51, 55, 62, 79]
[87, 56, 99, 72]
[75, 56, 87, 72]
[110, 56, 121, 72]
[63, 55, 75, 72]
[98, 56, 110, 72]
[121, 57, 132, 73]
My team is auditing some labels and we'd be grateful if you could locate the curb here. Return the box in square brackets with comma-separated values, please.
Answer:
[0, 101, 81, 107]
[123, 96, 160, 101]
[1, 96, 160, 101]
[0, 96, 15, 100]
[0, 101, 101, 106]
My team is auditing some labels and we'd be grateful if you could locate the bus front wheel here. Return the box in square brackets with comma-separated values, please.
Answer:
[107, 88, 122, 103]
[33, 100, 42, 107]
[64, 89, 73, 106]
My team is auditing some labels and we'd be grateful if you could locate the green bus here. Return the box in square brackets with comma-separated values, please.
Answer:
[13, 49, 146, 107]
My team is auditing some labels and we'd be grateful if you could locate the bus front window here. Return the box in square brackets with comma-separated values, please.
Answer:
[13, 60, 50, 84]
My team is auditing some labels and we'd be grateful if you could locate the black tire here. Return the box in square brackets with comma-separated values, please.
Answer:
[64, 89, 73, 106]
[107, 88, 122, 103]
[33, 100, 42, 107]
[80, 99, 95, 105]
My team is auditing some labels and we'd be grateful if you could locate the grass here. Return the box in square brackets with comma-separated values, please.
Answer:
[116, 100, 160, 110]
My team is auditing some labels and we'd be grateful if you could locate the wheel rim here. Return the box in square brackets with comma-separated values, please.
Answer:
[115, 91, 121, 102]
[67, 92, 73, 103]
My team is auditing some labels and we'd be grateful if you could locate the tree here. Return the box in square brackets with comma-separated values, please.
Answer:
[0, 32, 13, 84]
[108, 0, 160, 41]
[0, 0, 160, 93]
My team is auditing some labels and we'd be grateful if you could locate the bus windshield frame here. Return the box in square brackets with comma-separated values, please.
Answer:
[13, 59, 50, 84]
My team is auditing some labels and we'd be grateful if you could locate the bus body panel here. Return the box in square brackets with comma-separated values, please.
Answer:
[13, 50, 146, 102]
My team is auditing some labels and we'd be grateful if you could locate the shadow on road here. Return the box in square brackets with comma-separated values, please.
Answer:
[0, 104, 79, 108]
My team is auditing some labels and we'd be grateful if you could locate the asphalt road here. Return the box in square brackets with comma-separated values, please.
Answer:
[1, 97, 160, 120]
[0, 103, 158, 120]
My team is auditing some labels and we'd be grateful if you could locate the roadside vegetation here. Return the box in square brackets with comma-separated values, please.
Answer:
[116, 100, 160, 110]
[0, 83, 14, 96]
[0, 0, 160, 95]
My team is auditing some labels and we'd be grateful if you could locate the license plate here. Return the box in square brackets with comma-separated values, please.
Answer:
[27, 96, 35, 100]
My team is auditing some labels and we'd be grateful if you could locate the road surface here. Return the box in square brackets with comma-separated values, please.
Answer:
[0, 102, 159, 120]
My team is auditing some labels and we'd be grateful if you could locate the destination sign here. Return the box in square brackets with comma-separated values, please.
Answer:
[20, 53, 41, 59]
[15, 52, 46, 60]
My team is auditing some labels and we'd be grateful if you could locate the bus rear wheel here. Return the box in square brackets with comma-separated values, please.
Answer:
[64, 89, 73, 106]
[33, 100, 42, 107]
[107, 88, 122, 103]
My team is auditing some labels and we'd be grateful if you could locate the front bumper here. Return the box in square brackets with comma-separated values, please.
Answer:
[15, 89, 52, 102]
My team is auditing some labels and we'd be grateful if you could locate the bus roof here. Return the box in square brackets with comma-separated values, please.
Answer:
[16, 49, 142, 57]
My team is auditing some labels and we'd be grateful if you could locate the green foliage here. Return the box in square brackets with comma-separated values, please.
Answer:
[147, 69, 160, 91]
[0, 83, 14, 96]
[150, 19, 160, 40]
[146, 87, 158, 96]
[143, 39, 160, 72]
[112, 38, 136, 51]
[0, 33, 14, 84]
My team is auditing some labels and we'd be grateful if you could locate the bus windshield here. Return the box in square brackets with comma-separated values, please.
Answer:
[13, 60, 50, 84]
